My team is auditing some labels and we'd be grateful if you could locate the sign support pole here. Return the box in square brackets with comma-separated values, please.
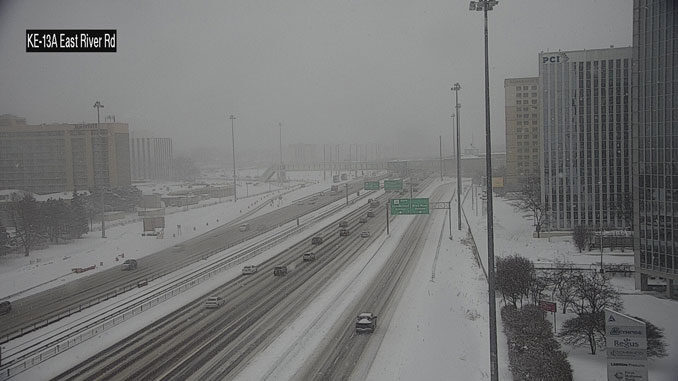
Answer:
[386, 200, 390, 235]
[448, 202, 453, 239]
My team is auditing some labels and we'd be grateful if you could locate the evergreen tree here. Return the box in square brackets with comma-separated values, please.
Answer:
[10, 192, 41, 256]
[0, 222, 9, 255]
[68, 191, 89, 238]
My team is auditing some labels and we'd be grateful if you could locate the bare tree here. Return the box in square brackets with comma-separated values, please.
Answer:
[559, 271, 623, 354]
[515, 175, 548, 238]
[572, 225, 589, 253]
[10, 193, 41, 256]
[548, 261, 581, 314]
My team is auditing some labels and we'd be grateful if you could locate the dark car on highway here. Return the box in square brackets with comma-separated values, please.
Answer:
[0, 300, 11, 316]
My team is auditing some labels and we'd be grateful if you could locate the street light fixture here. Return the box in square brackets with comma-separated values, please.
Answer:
[470, 1, 499, 381]
[229, 114, 237, 202]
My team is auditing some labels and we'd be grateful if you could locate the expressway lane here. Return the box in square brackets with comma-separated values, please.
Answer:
[0, 179, 369, 343]
[297, 184, 445, 380]
[53, 192, 392, 381]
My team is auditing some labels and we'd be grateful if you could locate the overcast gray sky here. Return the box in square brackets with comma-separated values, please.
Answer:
[0, 0, 632, 160]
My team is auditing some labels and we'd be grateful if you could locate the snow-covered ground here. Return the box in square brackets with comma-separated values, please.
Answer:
[0, 174, 334, 300]
[236, 178, 512, 381]
[463, 182, 678, 380]
[9, 177, 375, 381]
[364, 184, 508, 381]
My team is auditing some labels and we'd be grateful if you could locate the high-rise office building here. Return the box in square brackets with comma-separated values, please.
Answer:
[504, 77, 541, 191]
[0, 115, 131, 194]
[130, 133, 173, 181]
[632, 0, 677, 295]
[540, 47, 633, 231]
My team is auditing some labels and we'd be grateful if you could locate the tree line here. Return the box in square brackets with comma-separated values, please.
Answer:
[1, 187, 141, 256]
[496, 255, 667, 358]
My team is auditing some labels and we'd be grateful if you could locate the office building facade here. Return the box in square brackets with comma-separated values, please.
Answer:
[504, 77, 541, 191]
[0, 114, 131, 194]
[540, 47, 633, 231]
[130, 134, 173, 181]
[632, 0, 678, 293]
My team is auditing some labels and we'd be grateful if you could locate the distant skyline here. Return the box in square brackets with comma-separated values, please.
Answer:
[0, 0, 632, 161]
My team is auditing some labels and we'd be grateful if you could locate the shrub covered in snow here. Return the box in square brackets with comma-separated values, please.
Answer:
[501, 304, 573, 381]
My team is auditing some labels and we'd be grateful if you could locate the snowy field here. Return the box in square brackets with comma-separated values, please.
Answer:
[0, 174, 336, 300]
[463, 182, 678, 380]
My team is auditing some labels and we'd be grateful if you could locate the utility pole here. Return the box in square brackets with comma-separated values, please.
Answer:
[448, 200, 453, 239]
[323, 144, 327, 181]
[470, 1, 500, 380]
[229, 114, 237, 202]
[386, 201, 390, 235]
[439, 136, 443, 181]
[93, 100, 105, 238]
[452, 83, 462, 231]
[345, 183, 349, 206]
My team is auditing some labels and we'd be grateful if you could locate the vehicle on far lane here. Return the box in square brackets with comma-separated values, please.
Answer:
[242, 265, 258, 275]
[339, 220, 349, 228]
[355, 312, 377, 333]
[274, 265, 288, 276]
[366, 210, 375, 218]
[339, 229, 350, 236]
[312, 236, 323, 245]
[239, 223, 250, 232]
[0, 300, 11, 316]
[205, 296, 225, 309]
[302, 251, 316, 261]
[121, 259, 137, 271]
[360, 231, 370, 238]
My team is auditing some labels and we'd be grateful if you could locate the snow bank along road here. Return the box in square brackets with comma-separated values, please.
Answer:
[296, 185, 446, 380]
[0, 179, 368, 344]
[52, 189, 402, 380]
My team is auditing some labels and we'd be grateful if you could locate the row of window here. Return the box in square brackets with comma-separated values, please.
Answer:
[515, 85, 537, 91]
[516, 93, 538, 98]
[516, 99, 538, 105]
[515, 148, 539, 153]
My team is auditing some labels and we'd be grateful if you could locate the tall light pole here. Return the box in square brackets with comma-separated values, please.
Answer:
[470, 1, 499, 380]
[229, 114, 237, 202]
[451, 114, 456, 159]
[452, 83, 462, 231]
[93, 100, 105, 238]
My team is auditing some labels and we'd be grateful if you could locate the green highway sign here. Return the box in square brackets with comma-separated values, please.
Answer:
[384, 179, 403, 191]
[364, 181, 380, 190]
[410, 198, 430, 214]
[390, 198, 430, 215]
